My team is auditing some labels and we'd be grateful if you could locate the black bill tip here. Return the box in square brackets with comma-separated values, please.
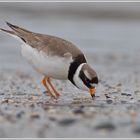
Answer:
[91, 94, 95, 99]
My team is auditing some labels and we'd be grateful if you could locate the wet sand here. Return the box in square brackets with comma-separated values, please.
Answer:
[0, 66, 140, 138]
[0, 3, 140, 138]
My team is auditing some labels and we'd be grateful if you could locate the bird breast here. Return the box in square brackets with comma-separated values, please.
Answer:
[21, 43, 72, 80]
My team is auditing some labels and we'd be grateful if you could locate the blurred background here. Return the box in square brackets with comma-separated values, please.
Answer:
[0, 2, 140, 138]
[0, 2, 140, 72]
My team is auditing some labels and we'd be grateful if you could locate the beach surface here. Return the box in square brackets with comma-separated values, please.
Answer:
[0, 3, 140, 138]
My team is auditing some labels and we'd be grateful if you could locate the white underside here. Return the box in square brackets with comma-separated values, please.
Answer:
[1, 30, 73, 80]
[21, 44, 73, 79]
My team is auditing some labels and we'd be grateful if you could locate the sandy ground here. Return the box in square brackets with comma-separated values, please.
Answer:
[0, 3, 140, 138]
[0, 45, 140, 138]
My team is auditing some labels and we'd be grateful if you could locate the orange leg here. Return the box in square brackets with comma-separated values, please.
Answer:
[41, 76, 55, 98]
[46, 77, 61, 97]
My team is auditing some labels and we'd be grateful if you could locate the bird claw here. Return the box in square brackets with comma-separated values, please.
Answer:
[43, 90, 60, 99]
[50, 95, 59, 100]
[43, 90, 48, 94]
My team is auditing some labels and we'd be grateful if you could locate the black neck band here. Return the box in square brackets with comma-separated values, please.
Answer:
[68, 54, 87, 86]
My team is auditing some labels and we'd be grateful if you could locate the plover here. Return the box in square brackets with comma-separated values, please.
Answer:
[0, 22, 98, 99]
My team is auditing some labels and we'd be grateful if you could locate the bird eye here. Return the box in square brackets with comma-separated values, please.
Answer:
[79, 70, 95, 88]
[85, 78, 92, 88]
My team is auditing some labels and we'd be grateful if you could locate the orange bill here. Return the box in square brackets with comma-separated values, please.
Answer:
[89, 87, 96, 98]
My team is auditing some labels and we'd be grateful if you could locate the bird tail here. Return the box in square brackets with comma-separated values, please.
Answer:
[0, 28, 16, 36]
[0, 22, 32, 43]
[6, 22, 31, 35]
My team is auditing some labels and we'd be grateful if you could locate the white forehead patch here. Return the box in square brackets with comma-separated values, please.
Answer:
[84, 70, 92, 80]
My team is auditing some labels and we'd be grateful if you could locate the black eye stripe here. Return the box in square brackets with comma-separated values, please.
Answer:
[91, 77, 98, 84]
[90, 79, 94, 83]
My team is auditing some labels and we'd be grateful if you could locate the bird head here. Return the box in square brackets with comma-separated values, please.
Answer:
[73, 63, 98, 98]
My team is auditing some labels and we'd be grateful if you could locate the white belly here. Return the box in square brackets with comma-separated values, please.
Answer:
[21, 44, 72, 80]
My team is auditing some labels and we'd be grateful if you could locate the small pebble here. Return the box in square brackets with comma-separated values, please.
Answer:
[32, 95, 38, 100]
[30, 103, 35, 108]
[16, 86, 20, 90]
[73, 109, 85, 115]
[43, 91, 49, 95]
[58, 118, 76, 126]
[1, 99, 9, 104]
[121, 93, 132, 96]
[105, 94, 111, 99]
[16, 111, 25, 118]
[30, 112, 40, 119]
[72, 101, 82, 104]
[134, 90, 140, 94]
[95, 95, 100, 98]
[15, 92, 26, 95]
[104, 84, 110, 88]
[42, 105, 49, 110]
[95, 123, 116, 131]
[111, 92, 118, 95]
[117, 83, 122, 86]
[49, 117, 57, 121]
[133, 126, 140, 134]
[79, 105, 85, 109]
[121, 100, 127, 104]
[137, 100, 140, 102]
[8, 99, 15, 103]
[0, 93, 4, 95]
[106, 99, 113, 104]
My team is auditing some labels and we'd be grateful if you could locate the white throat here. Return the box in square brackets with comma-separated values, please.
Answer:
[73, 63, 88, 91]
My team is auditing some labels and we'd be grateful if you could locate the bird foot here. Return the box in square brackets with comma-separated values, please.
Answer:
[43, 90, 60, 99]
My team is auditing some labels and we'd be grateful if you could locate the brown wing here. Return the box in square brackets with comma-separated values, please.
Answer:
[5, 22, 85, 59]
[35, 33, 84, 59]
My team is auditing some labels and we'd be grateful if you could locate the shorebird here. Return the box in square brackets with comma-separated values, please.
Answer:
[0, 22, 98, 99]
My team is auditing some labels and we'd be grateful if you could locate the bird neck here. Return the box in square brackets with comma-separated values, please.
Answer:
[68, 54, 87, 86]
